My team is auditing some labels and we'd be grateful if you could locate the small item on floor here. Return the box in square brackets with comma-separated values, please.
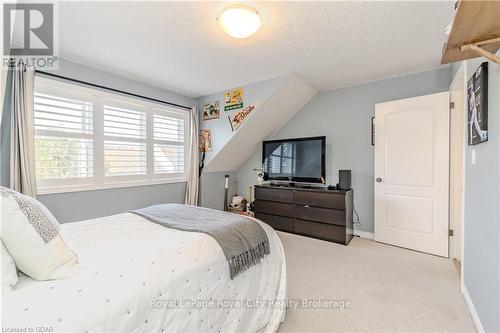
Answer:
[241, 199, 248, 211]
[228, 198, 250, 215]
[248, 201, 255, 212]
[231, 195, 244, 206]
[228, 197, 246, 211]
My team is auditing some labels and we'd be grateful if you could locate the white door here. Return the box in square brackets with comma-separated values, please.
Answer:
[374, 92, 450, 257]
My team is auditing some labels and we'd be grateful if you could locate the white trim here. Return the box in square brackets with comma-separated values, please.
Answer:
[449, 61, 467, 292]
[37, 177, 187, 195]
[462, 285, 485, 333]
[353, 230, 374, 240]
[460, 62, 467, 295]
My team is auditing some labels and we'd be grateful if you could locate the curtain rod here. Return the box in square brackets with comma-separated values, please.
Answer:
[35, 70, 192, 111]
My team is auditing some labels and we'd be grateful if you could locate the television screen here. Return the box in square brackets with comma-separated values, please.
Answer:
[262, 136, 325, 184]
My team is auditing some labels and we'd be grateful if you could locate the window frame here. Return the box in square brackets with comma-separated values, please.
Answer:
[34, 76, 190, 195]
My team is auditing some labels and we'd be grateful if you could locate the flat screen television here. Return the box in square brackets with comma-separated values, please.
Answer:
[262, 136, 326, 184]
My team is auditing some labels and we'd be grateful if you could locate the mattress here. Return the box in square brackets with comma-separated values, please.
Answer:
[2, 211, 287, 332]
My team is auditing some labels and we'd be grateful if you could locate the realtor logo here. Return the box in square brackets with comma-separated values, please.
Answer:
[4, 3, 54, 55]
[3, 3, 58, 69]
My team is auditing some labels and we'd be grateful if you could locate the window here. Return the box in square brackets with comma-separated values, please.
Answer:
[103, 104, 147, 177]
[153, 113, 185, 174]
[34, 93, 94, 180]
[34, 77, 189, 194]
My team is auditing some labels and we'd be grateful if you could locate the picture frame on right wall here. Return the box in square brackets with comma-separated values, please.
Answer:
[467, 62, 488, 146]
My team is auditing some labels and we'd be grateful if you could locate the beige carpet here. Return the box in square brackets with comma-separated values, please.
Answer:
[276, 232, 476, 333]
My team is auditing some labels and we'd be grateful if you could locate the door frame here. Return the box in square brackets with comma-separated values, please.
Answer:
[449, 62, 467, 292]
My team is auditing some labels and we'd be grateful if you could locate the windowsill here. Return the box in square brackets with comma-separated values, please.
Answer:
[37, 177, 187, 196]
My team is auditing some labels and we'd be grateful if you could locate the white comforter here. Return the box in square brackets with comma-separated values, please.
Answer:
[2, 212, 287, 333]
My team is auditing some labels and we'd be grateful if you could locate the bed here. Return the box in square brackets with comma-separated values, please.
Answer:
[2, 210, 287, 333]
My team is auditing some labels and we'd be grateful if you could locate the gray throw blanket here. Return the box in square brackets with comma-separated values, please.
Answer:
[130, 204, 270, 279]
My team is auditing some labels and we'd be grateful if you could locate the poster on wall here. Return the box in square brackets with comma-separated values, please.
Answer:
[199, 129, 212, 152]
[467, 62, 488, 145]
[224, 87, 244, 111]
[203, 101, 220, 120]
[228, 104, 256, 131]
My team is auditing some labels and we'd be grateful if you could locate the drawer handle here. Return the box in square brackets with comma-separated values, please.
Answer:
[304, 205, 310, 208]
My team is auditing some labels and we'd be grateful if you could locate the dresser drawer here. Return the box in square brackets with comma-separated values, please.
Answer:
[294, 191, 345, 210]
[254, 200, 293, 217]
[295, 204, 346, 226]
[255, 213, 293, 232]
[255, 187, 293, 203]
[294, 219, 346, 244]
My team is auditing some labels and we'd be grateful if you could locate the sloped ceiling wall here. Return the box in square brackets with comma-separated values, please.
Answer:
[197, 74, 316, 172]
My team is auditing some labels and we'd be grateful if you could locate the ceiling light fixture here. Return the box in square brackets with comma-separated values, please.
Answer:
[218, 5, 261, 39]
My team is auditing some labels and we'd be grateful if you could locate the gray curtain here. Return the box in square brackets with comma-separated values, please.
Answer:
[184, 106, 199, 205]
[6, 62, 37, 196]
[0, 68, 13, 187]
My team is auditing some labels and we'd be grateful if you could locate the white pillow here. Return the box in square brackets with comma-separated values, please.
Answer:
[1, 241, 18, 291]
[0, 187, 78, 280]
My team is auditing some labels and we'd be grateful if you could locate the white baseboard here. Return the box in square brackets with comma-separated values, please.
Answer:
[353, 230, 374, 240]
[462, 285, 485, 333]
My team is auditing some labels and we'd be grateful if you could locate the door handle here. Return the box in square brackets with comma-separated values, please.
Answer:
[376, 178, 382, 183]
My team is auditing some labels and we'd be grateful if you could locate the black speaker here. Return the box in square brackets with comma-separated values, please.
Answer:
[338, 170, 351, 190]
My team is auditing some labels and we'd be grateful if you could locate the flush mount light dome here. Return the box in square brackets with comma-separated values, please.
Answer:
[218, 5, 261, 39]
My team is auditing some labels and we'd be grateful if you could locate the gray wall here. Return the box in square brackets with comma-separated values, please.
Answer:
[236, 67, 452, 233]
[33, 59, 194, 222]
[199, 171, 237, 211]
[462, 58, 500, 332]
[41, 182, 186, 223]
[45, 58, 193, 107]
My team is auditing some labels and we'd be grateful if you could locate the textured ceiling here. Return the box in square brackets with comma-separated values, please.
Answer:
[58, 1, 454, 98]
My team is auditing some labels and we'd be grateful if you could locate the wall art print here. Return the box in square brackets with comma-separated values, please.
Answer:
[224, 87, 244, 111]
[199, 129, 212, 152]
[467, 62, 488, 145]
[228, 104, 255, 131]
[203, 101, 220, 120]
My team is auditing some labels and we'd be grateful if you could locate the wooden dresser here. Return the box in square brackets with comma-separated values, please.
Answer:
[254, 184, 353, 245]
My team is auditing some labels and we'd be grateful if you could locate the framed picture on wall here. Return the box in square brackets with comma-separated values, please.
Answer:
[199, 129, 212, 152]
[224, 87, 244, 111]
[203, 101, 220, 120]
[467, 62, 488, 145]
[228, 104, 255, 131]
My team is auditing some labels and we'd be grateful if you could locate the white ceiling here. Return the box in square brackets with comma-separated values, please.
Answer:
[58, 1, 454, 98]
